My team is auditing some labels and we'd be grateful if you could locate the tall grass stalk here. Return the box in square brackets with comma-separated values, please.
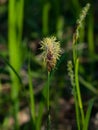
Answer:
[40, 37, 61, 129]
[68, 3, 91, 130]
[74, 88, 81, 130]
[67, 61, 81, 130]
[72, 3, 95, 130]
[28, 52, 35, 127]
[8, 0, 24, 129]
[75, 58, 84, 125]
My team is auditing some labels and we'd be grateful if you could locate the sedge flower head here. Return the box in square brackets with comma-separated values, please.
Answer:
[40, 36, 61, 72]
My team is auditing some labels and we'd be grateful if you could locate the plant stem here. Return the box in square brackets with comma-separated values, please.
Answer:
[75, 58, 84, 126]
[36, 72, 53, 130]
[73, 85, 81, 130]
[8, 0, 21, 129]
[48, 72, 50, 110]
[28, 52, 35, 127]
[47, 71, 50, 130]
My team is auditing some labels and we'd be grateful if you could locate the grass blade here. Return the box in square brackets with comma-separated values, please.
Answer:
[83, 98, 95, 130]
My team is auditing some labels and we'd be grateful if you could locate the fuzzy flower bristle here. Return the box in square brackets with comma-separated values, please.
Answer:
[41, 36, 61, 72]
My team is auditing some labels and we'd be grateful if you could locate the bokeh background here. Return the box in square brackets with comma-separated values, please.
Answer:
[0, 0, 98, 130]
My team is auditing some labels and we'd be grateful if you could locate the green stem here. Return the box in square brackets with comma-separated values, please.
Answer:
[47, 71, 50, 130]
[8, 1, 21, 129]
[28, 52, 35, 127]
[17, 0, 24, 44]
[73, 85, 81, 130]
[75, 58, 84, 126]
[36, 72, 53, 130]
[48, 72, 50, 110]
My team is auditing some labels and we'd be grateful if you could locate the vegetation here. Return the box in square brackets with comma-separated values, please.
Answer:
[0, 0, 98, 130]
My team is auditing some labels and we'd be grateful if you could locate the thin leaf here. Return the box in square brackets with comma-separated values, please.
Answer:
[83, 98, 95, 130]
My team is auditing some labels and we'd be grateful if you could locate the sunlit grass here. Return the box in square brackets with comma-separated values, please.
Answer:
[8, 0, 24, 129]
[0, 1, 97, 130]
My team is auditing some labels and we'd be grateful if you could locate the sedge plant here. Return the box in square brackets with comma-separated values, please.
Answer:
[40, 36, 61, 130]
[67, 3, 95, 130]
[26, 37, 61, 130]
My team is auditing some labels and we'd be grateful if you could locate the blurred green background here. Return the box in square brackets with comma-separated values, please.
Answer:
[0, 0, 98, 130]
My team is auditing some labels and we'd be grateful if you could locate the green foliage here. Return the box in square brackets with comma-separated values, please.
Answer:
[67, 3, 97, 130]
[8, 0, 24, 129]
[0, 0, 98, 130]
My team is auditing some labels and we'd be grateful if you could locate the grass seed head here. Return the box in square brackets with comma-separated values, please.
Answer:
[41, 36, 61, 72]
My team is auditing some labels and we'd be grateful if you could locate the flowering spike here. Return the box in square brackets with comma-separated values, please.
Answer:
[41, 36, 61, 72]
